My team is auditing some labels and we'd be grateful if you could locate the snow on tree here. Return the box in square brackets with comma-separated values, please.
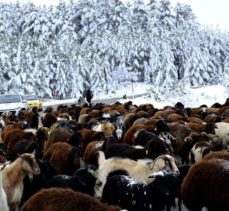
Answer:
[0, 0, 228, 99]
[173, 2, 198, 80]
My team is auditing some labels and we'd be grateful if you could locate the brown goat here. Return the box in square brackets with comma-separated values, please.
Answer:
[123, 113, 138, 131]
[138, 103, 154, 112]
[83, 140, 104, 166]
[1, 122, 27, 141]
[78, 114, 95, 123]
[168, 123, 192, 163]
[203, 113, 219, 123]
[188, 116, 204, 124]
[43, 142, 81, 175]
[181, 158, 229, 211]
[25, 111, 39, 129]
[78, 128, 105, 153]
[132, 118, 148, 126]
[44, 127, 73, 150]
[3, 129, 35, 156]
[42, 112, 57, 128]
[124, 120, 169, 145]
[35, 127, 49, 152]
[186, 122, 216, 134]
[166, 113, 188, 122]
[79, 107, 90, 115]
[20, 188, 121, 211]
[153, 108, 175, 119]
[202, 151, 229, 161]
[123, 124, 156, 145]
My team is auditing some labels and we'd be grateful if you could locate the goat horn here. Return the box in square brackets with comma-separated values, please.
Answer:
[184, 136, 192, 142]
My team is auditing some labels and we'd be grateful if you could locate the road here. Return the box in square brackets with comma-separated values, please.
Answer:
[42, 93, 147, 111]
[92, 93, 146, 104]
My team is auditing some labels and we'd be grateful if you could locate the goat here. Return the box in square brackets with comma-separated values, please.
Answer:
[102, 138, 170, 160]
[189, 141, 212, 163]
[74, 128, 105, 153]
[20, 188, 121, 211]
[215, 122, 229, 150]
[92, 121, 115, 137]
[10, 139, 43, 161]
[134, 129, 158, 146]
[43, 142, 81, 175]
[202, 151, 229, 161]
[25, 111, 39, 129]
[123, 113, 139, 131]
[45, 165, 97, 196]
[102, 170, 180, 211]
[168, 123, 204, 164]
[0, 151, 40, 210]
[181, 158, 229, 211]
[41, 112, 57, 128]
[0, 170, 9, 211]
[94, 152, 179, 198]
[186, 122, 216, 134]
[44, 127, 73, 150]
[124, 120, 169, 145]
[1, 120, 29, 141]
[83, 141, 104, 166]
[3, 129, 35, 157]
[20, 159, 58, 207]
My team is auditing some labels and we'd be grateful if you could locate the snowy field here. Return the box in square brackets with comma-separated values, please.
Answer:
[43, 83, 229, 109]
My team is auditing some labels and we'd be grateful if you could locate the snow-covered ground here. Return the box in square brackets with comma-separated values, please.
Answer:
[43, 83, 229, 108]
[120, 84, 229, 108]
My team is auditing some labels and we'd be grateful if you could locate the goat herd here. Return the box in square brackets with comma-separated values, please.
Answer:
[0, 100, 229, 211]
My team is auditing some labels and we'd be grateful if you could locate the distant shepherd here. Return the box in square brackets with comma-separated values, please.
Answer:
[83, 88, 93, 105]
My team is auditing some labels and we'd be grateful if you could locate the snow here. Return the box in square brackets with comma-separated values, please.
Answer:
[42, 83, 229, 109]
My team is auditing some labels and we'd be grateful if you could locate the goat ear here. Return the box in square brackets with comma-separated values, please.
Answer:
[145, 149, 148, 155]
[31, 150, 36, 156]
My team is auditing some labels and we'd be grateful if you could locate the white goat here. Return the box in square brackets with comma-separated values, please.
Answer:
[94, 151, 179, 198]
[215, 122, 229, 150]
[189, 141, 212, 163]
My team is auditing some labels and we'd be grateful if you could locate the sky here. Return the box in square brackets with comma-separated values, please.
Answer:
[170, 0, 229, 31]
[0, 0, 228, 31]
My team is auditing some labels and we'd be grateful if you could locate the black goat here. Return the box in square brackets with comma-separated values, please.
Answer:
[45, 165, 97, 196]
[102, 170, 180, 211]
[20, 159, 58, 207]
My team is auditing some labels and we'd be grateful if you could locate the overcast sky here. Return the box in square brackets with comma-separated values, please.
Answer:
[1, 0, 228, 31]
[171, 0, 229, 31]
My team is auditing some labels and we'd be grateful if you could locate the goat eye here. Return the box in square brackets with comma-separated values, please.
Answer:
[25, 157, 34, 166]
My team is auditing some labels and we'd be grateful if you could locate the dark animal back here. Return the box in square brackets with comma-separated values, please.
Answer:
[135, 130, 157, 146]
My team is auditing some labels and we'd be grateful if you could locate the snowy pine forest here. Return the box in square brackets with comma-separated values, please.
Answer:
[0, 0, 229, 99]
